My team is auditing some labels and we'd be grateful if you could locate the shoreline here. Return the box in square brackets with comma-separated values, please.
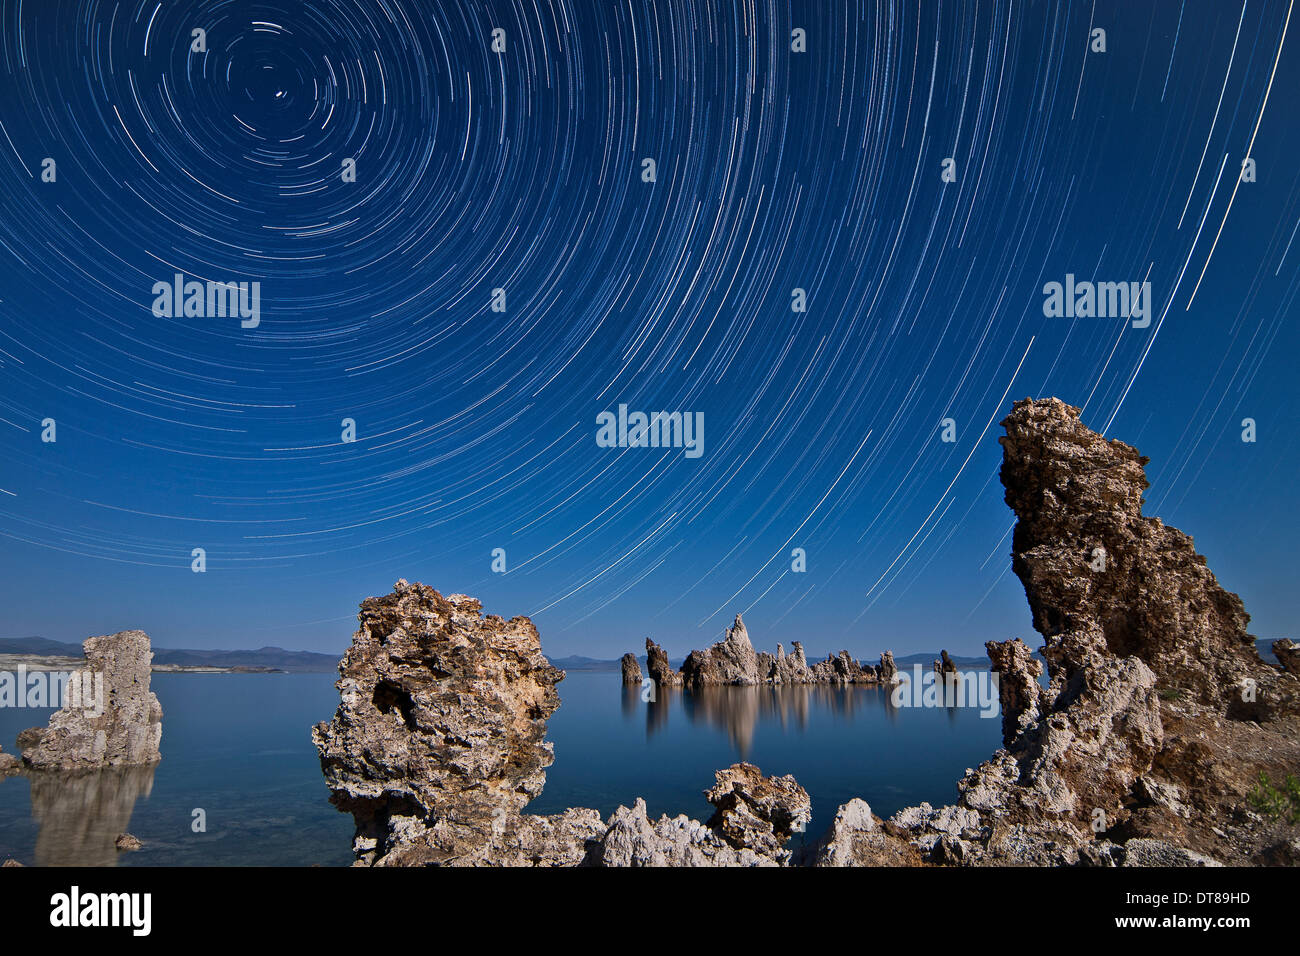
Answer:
[0, 654, 294, 675]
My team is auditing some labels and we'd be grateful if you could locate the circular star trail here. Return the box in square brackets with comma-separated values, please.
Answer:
[0, 0, 1297, 656]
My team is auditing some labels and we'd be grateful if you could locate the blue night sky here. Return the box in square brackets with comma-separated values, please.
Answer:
[0, 1, 1296, 662]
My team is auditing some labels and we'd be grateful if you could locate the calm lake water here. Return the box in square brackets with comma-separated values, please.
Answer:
[0, 669, 1002, 865]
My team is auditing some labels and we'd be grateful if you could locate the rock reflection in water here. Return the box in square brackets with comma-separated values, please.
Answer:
[642, 682, 914, 757]
[27, 765, 155, 866]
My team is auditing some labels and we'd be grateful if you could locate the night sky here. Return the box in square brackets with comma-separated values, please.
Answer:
[0, 1, 1296, 661]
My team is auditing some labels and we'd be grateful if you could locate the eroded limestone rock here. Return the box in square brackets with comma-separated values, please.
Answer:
[1273, 639, 1300, 677]
[681, 614, 760, 687]
[313, 581, 578, 865]
[878, 650, 899, 685]
[840, 398, 1299, 866]
[999, 397, 1296, 717]
[620, 653, 642, 684]
[703, 762, 810, 860]
[21, 631, 162, 771]
[597, 762, 809, 867]
[645, 638, 682, 688]
[985, 638, 1044, 748]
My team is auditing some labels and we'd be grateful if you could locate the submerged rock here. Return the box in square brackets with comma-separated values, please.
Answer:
[21, 631, 162, 771]
[27, 766, 157, 866]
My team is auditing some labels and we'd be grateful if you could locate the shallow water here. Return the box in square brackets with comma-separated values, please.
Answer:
[0, 670, 1001, 865]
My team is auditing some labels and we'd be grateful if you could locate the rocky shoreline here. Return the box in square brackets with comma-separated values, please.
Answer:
[0, 653, 284, 674]
[312, 397, 1300, 866]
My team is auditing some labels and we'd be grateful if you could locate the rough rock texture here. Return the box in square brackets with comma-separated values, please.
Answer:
[595, 799, 777, 867]
[645, 638, 681, 687]
[877, 650, 899, 685]
[1117, 838, 1223, 867]
[596, 762, 809, 867]
[1273, 639, 1300, 677]
[957, 653, 1164, 840]
[772, 641, 813, 683]
[645, 620, 890, 687]
[985, 639, 1044, 748]
[320, 399, 1300, 867]
[703, 762, 810, 859]
[316, 582, 823, 866]
[681, 614, 760, 687]
[21, 631, 163, 771]
[0, 744, 20, 776]
[313, 580, 593, 865]
[938, 650, 959, 679]
[806, 650, 879, 684]
[813, 798, 926, 866]
[999, 397, 1296, 717]
[115, 833, 142, 852]
[620, 653, 642, 685]
[821, 398, 1300, 867]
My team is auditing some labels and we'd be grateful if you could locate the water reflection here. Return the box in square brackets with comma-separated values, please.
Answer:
[27, 765, 156, 866]
[640, 683, 919, 757]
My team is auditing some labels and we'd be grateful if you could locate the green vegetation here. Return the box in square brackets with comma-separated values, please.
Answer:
[1247, 772, 1300, 824]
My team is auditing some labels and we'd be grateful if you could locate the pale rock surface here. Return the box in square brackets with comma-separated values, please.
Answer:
[313, 581, 581, 865]
[21, 631, 162, 771]
[681, 614, 760, 686]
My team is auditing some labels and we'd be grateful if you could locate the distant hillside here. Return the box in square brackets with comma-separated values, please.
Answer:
[893, 651, 990, 669]
[546, 654, 628, 672]
[0, 637, 339, 673]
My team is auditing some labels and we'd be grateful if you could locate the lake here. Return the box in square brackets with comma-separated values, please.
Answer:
[0, 669, 1002, 865]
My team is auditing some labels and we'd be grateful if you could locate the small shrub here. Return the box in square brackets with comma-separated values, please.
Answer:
[1247, 772, 1300, 824]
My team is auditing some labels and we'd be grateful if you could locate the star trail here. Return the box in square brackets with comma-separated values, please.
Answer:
[0, 0, 1296, 659]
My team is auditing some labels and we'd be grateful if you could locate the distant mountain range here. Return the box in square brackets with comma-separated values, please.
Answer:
[0, 637, 340, 673]
[2, 637, 1282, 675]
